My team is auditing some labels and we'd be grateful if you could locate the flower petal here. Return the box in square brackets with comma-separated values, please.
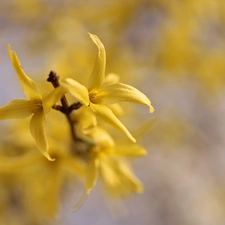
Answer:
[108, 103, 124, 117]
[96, 83, 154, 113]
[85, 155, 99, 194]
[72, 150, 98, 211]
[8, 45, 41, 100]
[61, 78, 89, 106]
[88, 33, 106, 92]
[102, 73, 120, 87]
[63, 155, 86, 177]
[0, 151, 40, 173]
[111, 143, 147, 157]
[100, 158, 121, 189]
[88, 127, 115, 147]
[70, 107, 97, 131]
[42, 86, 67, 113]
[0, 99, 35, 120]
[90, 103, 136, 143]
[30, 111, 54, 161]
[117, 161, 143, 193]
[100, 158, 143, 197]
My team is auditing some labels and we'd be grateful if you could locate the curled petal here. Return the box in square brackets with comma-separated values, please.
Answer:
[0, 99, 36, 120]
[42, 86, 67, 113]
[96, 83, 154, 113]
[8, 45, 41, 100]
[90, 103, 136, 143]
[88, 33, 106, 92]
[61, 78, 89, 106]
[30, 111, 54, 161]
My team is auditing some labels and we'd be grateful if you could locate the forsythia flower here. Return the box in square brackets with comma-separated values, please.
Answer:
[0, 45, 66, 160]
[74, 127, 146, 210]
[61, 33, 154, 143]
[0, 139, 86, 220]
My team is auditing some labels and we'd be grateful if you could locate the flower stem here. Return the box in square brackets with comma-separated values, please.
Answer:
[47, 71, 82, 143]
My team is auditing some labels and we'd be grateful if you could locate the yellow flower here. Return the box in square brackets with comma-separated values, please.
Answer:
[61, 33, 154, 143]
[0, 139, 86, 220]
[73, 127, 146, 210]
[0, 45, 66, 160]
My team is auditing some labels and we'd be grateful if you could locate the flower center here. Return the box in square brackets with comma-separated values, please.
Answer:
[31, 99, 43, 113]
[89, 92, 100, 104]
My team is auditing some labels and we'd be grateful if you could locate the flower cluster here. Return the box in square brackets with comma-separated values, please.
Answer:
[0, 33, 154, 214]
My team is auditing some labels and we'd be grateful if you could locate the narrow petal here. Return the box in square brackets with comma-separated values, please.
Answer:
[88, 33, 106, 92]
[90, 103, 136, 143]
[100, 157, 143, 197]
[133, 119, 156, 140]
[0, 99, 35, 120]
[117, 161, 143, 193]
[61, 78, 89, 106]
[30, 111, 54, 161]
[42, 86, 67, 113]
[110, 143, 147, 157]
[96, 83, 154, 113]
[8, 45, 41, 100]
[102, 73, 120, 87]
[85, 155, 99, 194]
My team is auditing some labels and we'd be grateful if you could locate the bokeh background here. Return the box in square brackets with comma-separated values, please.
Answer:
[1, 0, 225, 224]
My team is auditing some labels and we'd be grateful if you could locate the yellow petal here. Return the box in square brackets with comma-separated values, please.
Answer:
[63, 155, 86, 177]
[102, 73, 120, 87]
[0, 99, 36, 120]
[110, 143, 147, 157]
[88, 127, 115, 147]
[133, 119, 156, 140]
[85, 155, 99, 194]
[42, 86, 67, 113]
[44, 168, 63, 218]
[108, 103, 124, 117]
[117, 161, 143, 193]
[96, 83, 154, 113]
[61, 78, 89, 106]
[73, 192, 88, 211]
[100, 157, 143, 197]
[0, 151, 40, 173]
[30, 111, 54, 161]
[8, 45, 41, 100]
[90, 103, 136, 143]
[71, 107, 97, 131]
[100, 158, 121, 189]
[88, 33, 106, 92]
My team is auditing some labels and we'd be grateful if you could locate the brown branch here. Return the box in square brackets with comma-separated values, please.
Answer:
[47, 71, 82, 143]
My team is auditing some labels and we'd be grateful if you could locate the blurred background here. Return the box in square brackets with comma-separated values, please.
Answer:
[1, 0, 225, 224]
